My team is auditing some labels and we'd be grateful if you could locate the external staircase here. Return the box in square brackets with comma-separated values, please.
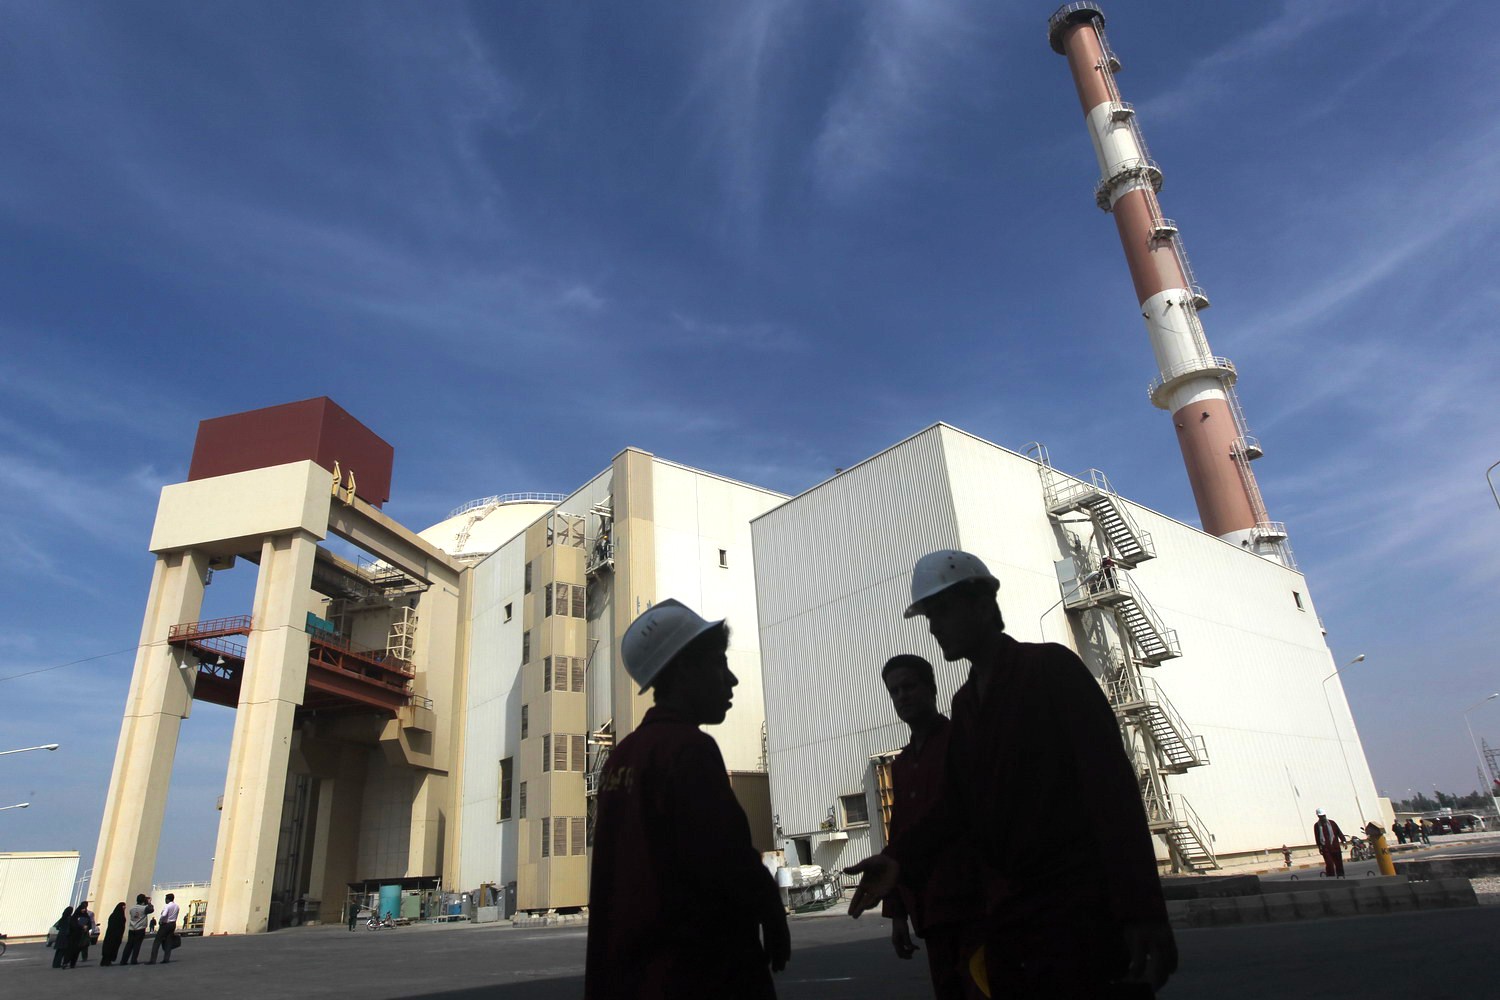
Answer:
[1029, 442, 1216, 871]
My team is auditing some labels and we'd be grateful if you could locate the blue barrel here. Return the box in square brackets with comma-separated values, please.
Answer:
[379, 885, 402, 921]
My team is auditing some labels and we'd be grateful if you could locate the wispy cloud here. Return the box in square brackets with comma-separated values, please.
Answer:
[1141, 3, 1349, 121]
[811, 0, 976, 200]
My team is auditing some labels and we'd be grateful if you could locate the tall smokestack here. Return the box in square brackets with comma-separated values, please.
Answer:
[1047, 3, 1291, 565]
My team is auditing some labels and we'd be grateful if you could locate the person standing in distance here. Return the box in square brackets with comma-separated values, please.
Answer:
[585, 599, 790, 1000]
[1312, 809, 1347, 877]
[848, 550, 1177, 998]
[879, 654, 984, 999]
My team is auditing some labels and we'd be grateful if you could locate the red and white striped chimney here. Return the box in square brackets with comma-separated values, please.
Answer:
[1048, 3, 1290, 565]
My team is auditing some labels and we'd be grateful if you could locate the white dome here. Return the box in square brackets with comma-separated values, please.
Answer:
[419, 493, 564, 562]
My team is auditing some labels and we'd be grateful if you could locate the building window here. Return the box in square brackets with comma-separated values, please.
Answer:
[571, 583, 585, 619]
[719, 548, 728, 568]
[524, 561, 532, 594]
[521, 705, 529, 740]
[571, 817, 586, 856]
[544, 655, 552, 693]
[498, 757, 513, 822]
[554, 817, 568, 857]
[572, 734, 586, 772]
[571, 656, 585, 693]
[522, 630, 531, 664]
[504, 602, 513, 622]
[840, 792, 870, 828]
[541, 817, 550, 858]
[519, 781, 527, 819]
[1293, 591, 1304, 610]
[542, 734, 551, 772]
[554, 734, 569, 772]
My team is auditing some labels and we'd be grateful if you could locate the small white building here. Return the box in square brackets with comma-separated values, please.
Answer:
[0, 851, 80, 941]
[751, 424, 1376, 873]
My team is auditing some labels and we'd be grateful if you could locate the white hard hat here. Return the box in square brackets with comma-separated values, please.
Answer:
[1316, 809, 1325, 816]
[621, 598, 724, 693]
[904, 550, 999, 618]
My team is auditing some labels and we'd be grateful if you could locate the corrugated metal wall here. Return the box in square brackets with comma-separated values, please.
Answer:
[0, 852, 79, 939]
[753, 426, 966, 856]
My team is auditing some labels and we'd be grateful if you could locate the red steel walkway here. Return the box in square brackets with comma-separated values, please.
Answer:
[167, 615, 414, 715]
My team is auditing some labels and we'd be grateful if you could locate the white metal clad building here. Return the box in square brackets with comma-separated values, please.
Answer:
[0, 851, 80, 941]
[751, 423, 1378, 872]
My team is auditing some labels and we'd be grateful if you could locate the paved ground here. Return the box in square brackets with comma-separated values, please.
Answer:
[5, 904, 1500, 998]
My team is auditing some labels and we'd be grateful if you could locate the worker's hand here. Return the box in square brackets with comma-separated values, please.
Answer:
[761, 905, 791, 973]
[889, 918, 918, 960]
[1119, 920, 1177, 991]
[846, 854, 900, 918]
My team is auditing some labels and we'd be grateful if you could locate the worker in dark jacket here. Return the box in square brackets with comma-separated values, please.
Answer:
[585, 599, 790, 1000]
[850, 550, 1177, 998]
[879, 654, 984, 999]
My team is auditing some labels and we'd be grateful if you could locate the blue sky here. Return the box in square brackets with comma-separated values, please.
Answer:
[1, 1, 1496, 882]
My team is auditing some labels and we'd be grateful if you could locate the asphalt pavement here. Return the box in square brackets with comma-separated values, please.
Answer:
[4, 903, 1499, 999]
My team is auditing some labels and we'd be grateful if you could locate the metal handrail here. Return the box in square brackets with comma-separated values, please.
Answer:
[447, 493, 566, 518]
[1175, 795, 1216, 865]
[1095, 158, 1162, 210]
[1139, 678, 1207, 766]
[1067, 560, 1179, 659]
[1147, 355, 1237, 400]
[169, 615, 253, 640]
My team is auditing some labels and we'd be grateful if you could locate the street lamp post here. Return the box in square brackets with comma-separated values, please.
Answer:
[0, 743, 60, 757]
[1462, 693, 1500, 830]
[1322, 654, 1366, 824]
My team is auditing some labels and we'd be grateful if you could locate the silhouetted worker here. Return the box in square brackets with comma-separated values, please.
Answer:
[74, 900, 95, 962]
[1313, 809, 1346, 877]
[879, 653, 984, 1000]
[348, 899, 360, 932]
[849, 550, 1176, 998]
[1393, 822, 1407, 845]
[585, 599, 790, 1000]
[120, 894, 153, 966]
[50, 905, 81, 969]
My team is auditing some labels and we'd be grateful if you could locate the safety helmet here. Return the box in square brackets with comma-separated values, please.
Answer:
[1315, 808, 1325, 816]
[904, 550, 999, 619]
[621, 598, 724, 693]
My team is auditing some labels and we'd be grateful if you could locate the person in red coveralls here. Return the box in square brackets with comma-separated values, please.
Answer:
[880, 654, 985, 999]
[1312, 809, 1347, 877]
[585, 598, 790, 1000]
[848, 550, 1177, 998]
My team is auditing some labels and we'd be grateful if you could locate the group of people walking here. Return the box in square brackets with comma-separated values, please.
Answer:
[584, 549, 1177, 999]
[50, 892, 180, 969]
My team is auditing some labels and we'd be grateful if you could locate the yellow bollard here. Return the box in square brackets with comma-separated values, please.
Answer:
[1365, 823, 1397, 876]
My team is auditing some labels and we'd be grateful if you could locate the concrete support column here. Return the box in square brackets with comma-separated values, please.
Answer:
[206, 531, 317, 934]
[91, 549, 209, 913]
[408, 770, 443, 876]
[610, 449, 656, 740]
[302, 743, 368, 924]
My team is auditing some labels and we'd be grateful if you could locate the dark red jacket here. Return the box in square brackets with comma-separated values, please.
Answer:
[886, 634, 1169, 930]
[585, 706, 779, 1000]
[881, 715, 984, 936]
[1312, 817, 1345, 850]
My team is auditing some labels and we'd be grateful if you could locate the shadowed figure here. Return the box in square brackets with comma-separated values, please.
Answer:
[849, 550, 1177, 999]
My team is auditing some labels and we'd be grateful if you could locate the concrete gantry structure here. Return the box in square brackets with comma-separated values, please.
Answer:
[1048, 3, 1291, 566]
[93, 400, 465, 933]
